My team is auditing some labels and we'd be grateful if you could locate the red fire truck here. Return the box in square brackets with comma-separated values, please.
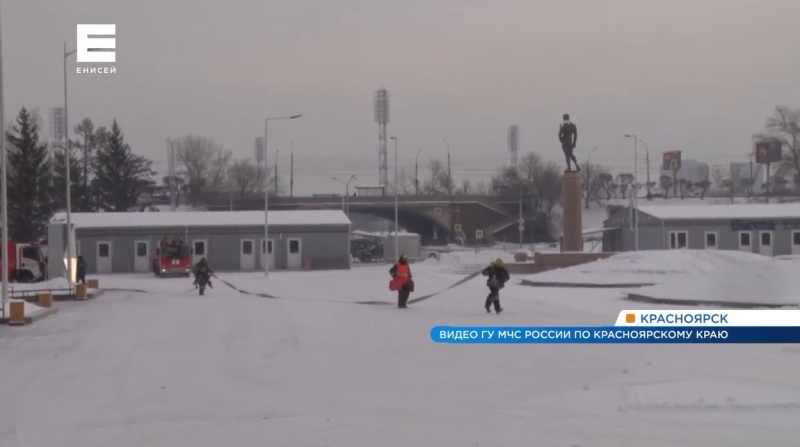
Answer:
[152, 238, 193, 277]
[0, 241, 47, 283]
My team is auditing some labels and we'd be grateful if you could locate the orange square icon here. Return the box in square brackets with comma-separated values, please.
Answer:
[625, 313, 636, 324]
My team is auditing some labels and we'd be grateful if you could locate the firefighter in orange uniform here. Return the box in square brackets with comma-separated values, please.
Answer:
[389, 254, 413, 308]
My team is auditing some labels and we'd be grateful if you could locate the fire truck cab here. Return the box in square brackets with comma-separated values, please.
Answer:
[152, 238, 193, 277]
[0, 241, 46, 283]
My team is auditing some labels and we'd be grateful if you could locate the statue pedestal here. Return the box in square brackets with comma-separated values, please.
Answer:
[561, 171, 583, 252]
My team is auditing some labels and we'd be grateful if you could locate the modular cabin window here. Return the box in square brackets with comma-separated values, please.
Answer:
[262, 240, 273, 254]
[98, 243, 110, 258]
[136, 242, 148, 257]
[289, 240, 300, 254]
[761, 232, 772, 246]
[193, 241, 205, 256]
[669, 231, 688, 249]
[242, 240, 253, 255]
[794, 231, 800, 246]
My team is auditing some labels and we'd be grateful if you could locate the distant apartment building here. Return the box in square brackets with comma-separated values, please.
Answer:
[660, 159, 710, 184]
[730, 162, 766, 193]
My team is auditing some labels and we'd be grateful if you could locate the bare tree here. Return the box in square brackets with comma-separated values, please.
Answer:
[754, 106, 800, 189]
[678, 179, 688, 199]
[598, 172, 615, 199]
[162, 175, 185, 205]
[617, 173, 634, 199]
[173, 135, 232, 205]
[393, 168, 413, 195]
[740, 177, 754, 197]
[659, 175, 672, 199]
[721, 179, 736, 203]
[457, 178, 472, 195]
[581, 162, 606, 209]
[695, 180, 711, 199]
[421, 158, 452, 195]
[227, 160, 260, 199]
[711, 167, 728, 191]
[473, 179, 489, 195]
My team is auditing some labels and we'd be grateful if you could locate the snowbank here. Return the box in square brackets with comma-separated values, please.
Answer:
[8, 277, 71, 292]
[631, 258, 800, 306]
[522, 249, 772, 286]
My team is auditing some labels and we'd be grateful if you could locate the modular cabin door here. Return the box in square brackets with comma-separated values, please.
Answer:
[192, 239, 208, 264]
[287, 238, 302, 269]
[261, 239, 275, 270]
[240, 239, 256, 270]
[793, 231, 800, 255]
[96, 241, 112, 273]
[759, 231, 773, 257]
[134, 241, 150, 272]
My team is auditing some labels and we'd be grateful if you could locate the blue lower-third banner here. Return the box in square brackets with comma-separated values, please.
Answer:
[430, 326, 800, 344]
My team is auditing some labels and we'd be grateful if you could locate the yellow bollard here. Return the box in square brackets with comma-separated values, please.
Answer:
[38, 292, 53, 308]
[75, 283, 88, 300]
[8, 301, 26, 325]
[87, 279, 99, 289]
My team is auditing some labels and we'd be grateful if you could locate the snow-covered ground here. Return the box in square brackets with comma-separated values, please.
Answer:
[632, 254, 800, 306]
[6, 277, 72, 292]
[1, 253, 799, 446]
[522, 249, 774, 286]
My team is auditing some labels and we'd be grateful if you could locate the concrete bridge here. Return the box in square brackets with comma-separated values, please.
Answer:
[199, 193, 545, 245]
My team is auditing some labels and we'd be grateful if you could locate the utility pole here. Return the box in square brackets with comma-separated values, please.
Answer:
[263, 114, 303, 277]
[290, 140, 294, 197]
[414, 149, 421, 195]
[0, 2, 9, 311]
[274, 150, 279, 196]
[444, 137, 453, 245]
[623, 134, 639, 251]
[518, 186, 523, 248]
[645, 149, 650, 198]
[390, 137, 399, 260]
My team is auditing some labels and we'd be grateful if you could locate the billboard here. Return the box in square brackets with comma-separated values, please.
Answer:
[755, 139, 782, 164]
[662, 150, 682, 170]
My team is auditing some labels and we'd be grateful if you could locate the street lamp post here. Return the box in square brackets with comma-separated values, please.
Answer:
[64, 43, 77, 284]
[332, 175, 356, 214]
[443, 137, 453, 245]
[414, 149, 421, 195]
[263, 114, 302, 277]
[585, 147, 598, 210]
[0, 2, 8, 311]
[623, 134, 639, 251]
[390, 136, 399, 260]
[638, 138, 651, 198]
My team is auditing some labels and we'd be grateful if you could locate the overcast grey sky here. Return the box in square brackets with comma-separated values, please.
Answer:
[3, 0, 799, 194]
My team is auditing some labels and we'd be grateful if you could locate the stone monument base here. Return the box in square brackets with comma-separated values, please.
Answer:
[561, 171, 583, 252]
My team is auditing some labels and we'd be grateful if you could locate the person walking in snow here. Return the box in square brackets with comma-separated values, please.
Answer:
[192, 257, 214, 289]
[389, 254, 413, 308]
[482, 258, 510, 314]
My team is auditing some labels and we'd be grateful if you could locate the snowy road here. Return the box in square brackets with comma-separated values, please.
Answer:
[1, 264, 799, 446]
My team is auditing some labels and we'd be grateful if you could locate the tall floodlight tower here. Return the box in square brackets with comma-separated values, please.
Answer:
[508, 125, 519, 166]
[50, 107, 65, 179]
[374, 88, 390, 192]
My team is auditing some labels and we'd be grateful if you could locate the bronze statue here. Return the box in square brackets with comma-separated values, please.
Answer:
[558, 113, 579, 172]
